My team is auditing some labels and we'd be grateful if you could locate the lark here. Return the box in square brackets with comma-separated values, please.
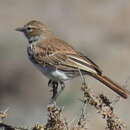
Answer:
[16, 20, 129, 100]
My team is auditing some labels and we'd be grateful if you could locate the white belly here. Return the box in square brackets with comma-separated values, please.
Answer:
[51, 70, 69, 80]
[34, 63, 69, 81]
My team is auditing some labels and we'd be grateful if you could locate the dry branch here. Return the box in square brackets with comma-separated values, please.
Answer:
[0, 83, 127, 130]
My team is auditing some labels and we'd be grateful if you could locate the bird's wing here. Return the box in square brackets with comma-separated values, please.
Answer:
[32, 38, 102, 74]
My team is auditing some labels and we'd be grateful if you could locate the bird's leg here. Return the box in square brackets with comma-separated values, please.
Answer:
[78, 68, 86, 85]
[48, 79, 53, 87]
[52, 81, 65, 102]
[60, 81, 65, 90]
[48, 79, 58, 102]
[48, 79, 66, 102]
[51, 81, 59, 100]
[59, 81, 65, 95]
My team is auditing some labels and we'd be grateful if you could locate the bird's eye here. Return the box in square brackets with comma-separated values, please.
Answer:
[27, 27, 32, 31]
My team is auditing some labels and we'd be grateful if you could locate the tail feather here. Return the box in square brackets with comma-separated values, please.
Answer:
[90, 73, 129, 99]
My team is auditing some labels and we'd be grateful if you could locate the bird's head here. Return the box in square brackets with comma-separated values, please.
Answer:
[16, 20, 53, 44]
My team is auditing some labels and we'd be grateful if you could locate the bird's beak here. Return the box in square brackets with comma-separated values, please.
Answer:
[15, 27, 25, 32]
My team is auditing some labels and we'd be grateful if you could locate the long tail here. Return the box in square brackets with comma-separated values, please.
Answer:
[90, 73, 129, 99]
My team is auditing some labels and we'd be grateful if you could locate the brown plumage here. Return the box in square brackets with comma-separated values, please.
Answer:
[16, 20, 129, 99]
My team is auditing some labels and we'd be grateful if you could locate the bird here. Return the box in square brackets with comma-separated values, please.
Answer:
[16, 20, 129, 100]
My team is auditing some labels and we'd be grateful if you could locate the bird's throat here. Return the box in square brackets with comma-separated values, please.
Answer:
[28, 35, 43, 44]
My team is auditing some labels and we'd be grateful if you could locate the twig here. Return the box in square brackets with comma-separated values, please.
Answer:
[81, 82, 127, 130]
[45, 102, 68, 130]
[0, 80, 127, 130]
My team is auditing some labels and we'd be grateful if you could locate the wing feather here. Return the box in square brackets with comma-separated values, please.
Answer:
[31, 38, 102, 74]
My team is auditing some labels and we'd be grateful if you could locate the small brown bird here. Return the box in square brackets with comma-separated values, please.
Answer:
[16, 20, 129, 100]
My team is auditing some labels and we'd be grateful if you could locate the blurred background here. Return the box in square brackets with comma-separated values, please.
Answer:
[0, 0, 130, 129]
